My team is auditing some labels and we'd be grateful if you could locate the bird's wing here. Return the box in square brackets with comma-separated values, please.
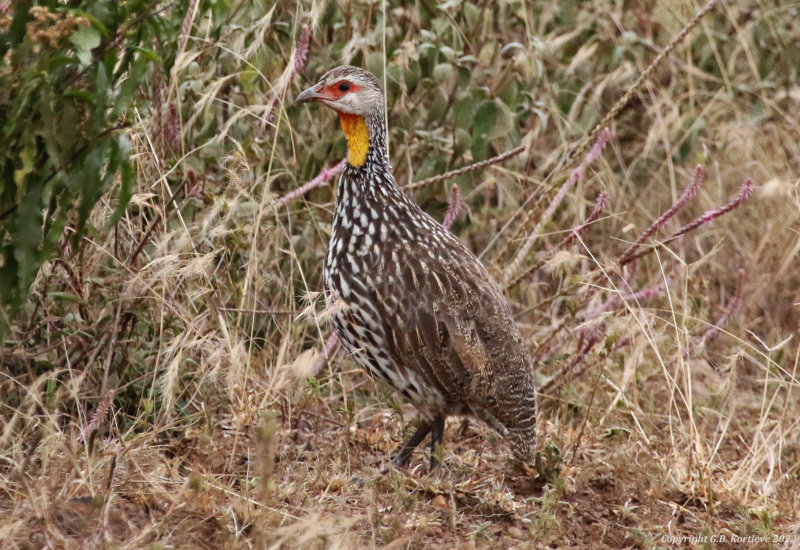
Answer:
[372, 236, 513, 402]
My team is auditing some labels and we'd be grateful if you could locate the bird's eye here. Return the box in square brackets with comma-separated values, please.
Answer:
[338, 82, 351, 92]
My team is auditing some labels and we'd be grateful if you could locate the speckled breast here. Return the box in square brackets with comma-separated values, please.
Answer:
[322, 169, 411, 399]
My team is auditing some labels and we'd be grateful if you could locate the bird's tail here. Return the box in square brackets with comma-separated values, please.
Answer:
[503, 392, 538, 465]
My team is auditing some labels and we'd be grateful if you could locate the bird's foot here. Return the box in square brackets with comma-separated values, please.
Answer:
[380, 453, 411, 475]
[510, 444, 562, 482]
[520, 461, 539, 477]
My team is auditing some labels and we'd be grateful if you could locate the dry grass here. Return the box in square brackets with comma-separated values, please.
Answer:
[2, 1, 800, 548]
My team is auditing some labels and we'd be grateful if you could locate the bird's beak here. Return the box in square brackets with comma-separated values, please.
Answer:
[295, 83, 324, 105]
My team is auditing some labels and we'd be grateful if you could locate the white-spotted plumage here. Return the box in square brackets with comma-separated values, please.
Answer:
[308, 65, 538, 470]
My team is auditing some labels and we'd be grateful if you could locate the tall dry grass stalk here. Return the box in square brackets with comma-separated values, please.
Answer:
[2, 0, 799, 547]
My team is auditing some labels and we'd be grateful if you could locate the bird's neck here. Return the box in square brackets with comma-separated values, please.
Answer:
[334, 108, 410, 219]
[337, 110, 387, 168]
[338, 114, 369, 167]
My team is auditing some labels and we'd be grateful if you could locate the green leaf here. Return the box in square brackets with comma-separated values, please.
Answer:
[463, 3, 480, 30]
[92, 63, 110, 127]
[72, 11, 110, 37]
[471, 99, 498, 160]
[133, 47, 163, 64]
[432, 63, 455, 84]
[453, 128, 471, 157]
[14, 145, 36, 188]
[425, 89, 448, 124]
[473, 100, 498, 142]
[453, 92, 481, 130]
[70, 26, 102, 51]
[63, 90, 94, 103]
[69, 27, 101, 65]
[49, 292, 86, 304]
[46, 378, 58, 408]
[11, 182, 46, 291]
[487, 99, 514, 139]
[112, 141, 134, 225]
[48, 55, 76, 70]
[115, 57, 148, 116]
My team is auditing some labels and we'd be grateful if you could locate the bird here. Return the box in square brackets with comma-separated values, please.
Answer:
[296, 65, 538, 472]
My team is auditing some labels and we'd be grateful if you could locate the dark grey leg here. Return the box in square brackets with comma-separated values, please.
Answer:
[429, 415, 445, 471]
[382, 420, 432, 473]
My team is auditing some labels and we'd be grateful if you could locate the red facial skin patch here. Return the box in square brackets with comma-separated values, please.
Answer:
[319, 81, 369, 167]
[321, 81, 360, 101]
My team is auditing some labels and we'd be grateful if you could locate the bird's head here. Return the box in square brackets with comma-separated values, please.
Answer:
[296, 65, 384, 167]
[296, 65, 383, 116]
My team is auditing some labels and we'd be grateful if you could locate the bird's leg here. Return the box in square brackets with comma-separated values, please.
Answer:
[429, 415, 445, 471]
[384, 420, 432, 473]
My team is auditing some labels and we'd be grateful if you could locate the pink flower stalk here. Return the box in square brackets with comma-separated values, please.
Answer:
[569, 128, 613, 184]
[504, 192, 609, 288]
[558, 191, 609, 251]
[503, 176, 571, 284]
[577, 276, 671, 344]
[695, 268, 746, 349]
[663, 178, 753, 243]
[77, 389, 116, 446]
[622, 177, 754, 266]
[186, 169, 205, 201]
[294, 25, 310, 73]
[166, 102, 181, 153]
[612, 336, 630, 352]
[588, 128, 613, 164]
[177, 0, 200, 57]
[619, 165, 706, 266]
[504, 129, 612, 284]
[443, 184, 462, 230]
[274, 159, 346, 207]
[265, 24, 313, 123]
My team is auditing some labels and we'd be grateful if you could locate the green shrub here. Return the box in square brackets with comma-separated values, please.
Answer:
[0, 0, 180, 333]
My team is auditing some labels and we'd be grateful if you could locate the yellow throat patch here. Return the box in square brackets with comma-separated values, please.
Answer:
[338, 113, 369, 167]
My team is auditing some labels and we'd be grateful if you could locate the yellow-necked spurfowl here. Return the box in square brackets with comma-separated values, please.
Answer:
[296, 65, 537, 471]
